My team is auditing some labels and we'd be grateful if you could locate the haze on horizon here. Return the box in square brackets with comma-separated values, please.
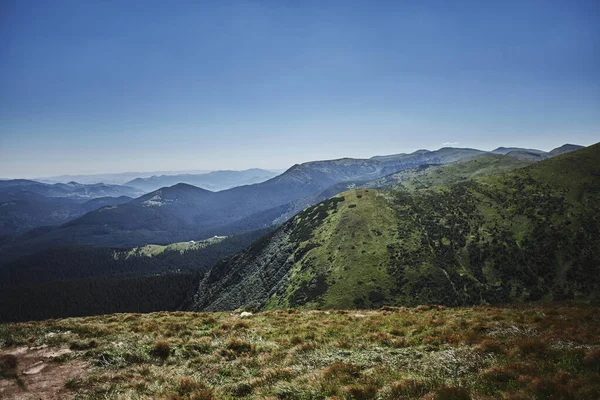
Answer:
[1, 0, 599, 179]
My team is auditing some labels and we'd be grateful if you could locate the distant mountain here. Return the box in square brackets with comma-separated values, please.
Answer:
[191, 143, 600, 312]
[325, 153, 532, 193]
[0, 179, 143, 199]
[0, 147, 488, 261]
[491, 147, 546, 155]
[0, 180, 142, 235]
[0, 192, 132, 235]
[370, 149, 430, 161]
[125, 168, 278, 192]
[549, 143, 584, 156]
[34, 170, 212, 185]
[80, 196, 133, 213]
[58, 183, 216, 238]
[492, 144, 584, 162]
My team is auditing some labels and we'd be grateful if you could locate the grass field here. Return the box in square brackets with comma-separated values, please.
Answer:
[1, 304, 599, 399]
[121, 236, 227, 258]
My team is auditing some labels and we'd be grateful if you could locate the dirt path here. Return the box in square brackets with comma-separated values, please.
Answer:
[0, 346, 89, 400]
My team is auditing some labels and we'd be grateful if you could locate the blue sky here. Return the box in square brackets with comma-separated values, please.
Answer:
[1, 0, 599, 178]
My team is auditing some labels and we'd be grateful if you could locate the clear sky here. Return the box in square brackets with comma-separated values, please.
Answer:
[1, 0, 599, 178]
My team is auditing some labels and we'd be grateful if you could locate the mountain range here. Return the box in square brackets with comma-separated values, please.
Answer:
[0, 147, 487, 260]
[0, 179, 143, 200]
[0, 142, 595, 322]
[32, 170, 211, 185]
[0, 180, 143, 235]
[0, 169, 274, 238]
[491, 143, 583, 162]
[191, 143, 599, 311]
[0, 145, 584, 264]
[125, 168, 278, 192]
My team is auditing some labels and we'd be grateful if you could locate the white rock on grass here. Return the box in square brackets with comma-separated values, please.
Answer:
[239, 311, 253, 318]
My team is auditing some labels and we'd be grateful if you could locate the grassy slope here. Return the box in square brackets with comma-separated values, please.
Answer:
[195, 144, 600, 311]
[310, 153, 532, 202]
[396, 154, 532, 190]
[1, 305, 599, 399]
[121, 236, 227, 258]
[268, 155, 533, 309]
[264, 189, 399, 310]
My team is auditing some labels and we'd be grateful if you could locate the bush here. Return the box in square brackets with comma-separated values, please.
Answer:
[322, 362, 361, 383]
[225, 338, 254, 354]
[183, 338, 212, 357]
[290, 335, 303, 345]
[178, 377, 207, 395]
[151, 339, 171, 360]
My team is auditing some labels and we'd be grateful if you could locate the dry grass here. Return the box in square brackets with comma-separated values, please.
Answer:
[1, 304, 599, 399]
[151, 339, 172, 360]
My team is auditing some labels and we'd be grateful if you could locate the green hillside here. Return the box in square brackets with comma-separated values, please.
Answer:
[193, 144, 600, 311]
[275, 153, 533, 226]
[121, 236, 227, 258]
[396, 153, 533, 190]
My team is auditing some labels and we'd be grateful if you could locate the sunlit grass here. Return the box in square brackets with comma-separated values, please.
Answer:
[1, 304, 599, 399]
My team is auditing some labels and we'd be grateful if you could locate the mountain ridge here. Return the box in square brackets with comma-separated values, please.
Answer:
[125, 168, 278, 192]
[191, 143, 600, 312]
[0, 144, 586, 263]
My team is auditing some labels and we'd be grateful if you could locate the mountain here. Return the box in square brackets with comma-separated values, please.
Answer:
[0, 179, 141, 235]
[55, 183, 217, 244]
[0, 192, 132, 235]
[492, 144, 584, 162]
[370, 149, 430, 161]
[191, 143, 600, 311]
[0, 147, 487, 260]
[80, 196, 134, 213]
[34, 170, 212, 185]
[491, 147, 546, 155]
[264, 153, 534, 228]
[549, 143, 584, 156]
[334, 153, 533, 192]
[504, 151, 549, 162]
[125, 169, 278, 192]
[370, 147, 485, 165]
[0, 179, 143, 199]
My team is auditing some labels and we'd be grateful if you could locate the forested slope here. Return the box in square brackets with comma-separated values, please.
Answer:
[192, 144, 600, 311]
